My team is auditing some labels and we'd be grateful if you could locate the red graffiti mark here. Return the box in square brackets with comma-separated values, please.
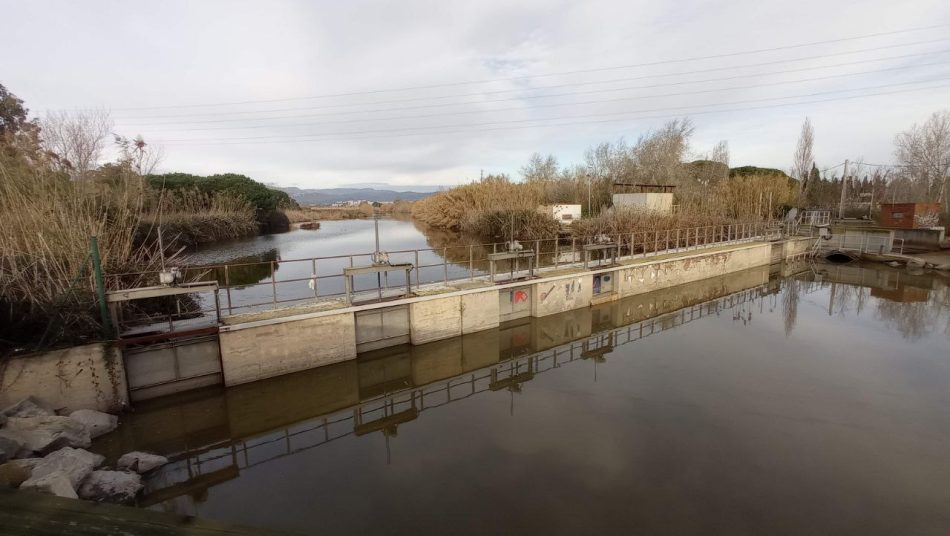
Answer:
[513, 290, 528, 304]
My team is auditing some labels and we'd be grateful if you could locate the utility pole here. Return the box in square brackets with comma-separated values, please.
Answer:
[838, 159, 849, 220]
[587, 173, 592, 217]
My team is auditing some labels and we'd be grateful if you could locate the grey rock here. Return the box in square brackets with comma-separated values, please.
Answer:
[31, 447, 104, 488]
[117, 451, 168, 474]
[0, 434, 23, 463]
[0, 462, 31, 487]
[78, 470, 142, 504]
[68, 410, 118, 439]
[21, 470, 78, 499]
[1, 397, 54, 419]
[2, 416, 91, 454]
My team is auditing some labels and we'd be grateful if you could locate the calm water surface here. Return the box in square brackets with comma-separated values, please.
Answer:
[96, 262, 950, 535]
[181, 218, 479, 310]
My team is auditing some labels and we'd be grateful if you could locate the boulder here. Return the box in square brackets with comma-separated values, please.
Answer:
[2, 416, 91, 454]
[0, 462, 31, 487]
[21, 470, 78, 499]
[31, 447, 104, 488]
[0, 435, 23, 463]
[1, 397, 55, 419]
[3, 457, 42, 480]
[117, 451, 168, 474]
[68, 410, 118, 439]
[78, 470, 142, 504]
[0, 430, 34, 459]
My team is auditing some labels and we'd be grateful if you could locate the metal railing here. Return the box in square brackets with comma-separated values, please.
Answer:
[105, 222, 781, 326]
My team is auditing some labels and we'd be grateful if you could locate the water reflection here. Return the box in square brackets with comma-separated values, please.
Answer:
[94, 262, 950, 534]
[781, 261, 949, 340]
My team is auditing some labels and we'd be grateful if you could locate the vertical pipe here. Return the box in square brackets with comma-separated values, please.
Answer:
[90, 236, 113, 338]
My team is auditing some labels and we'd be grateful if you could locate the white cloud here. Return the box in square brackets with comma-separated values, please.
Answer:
[2, 0, 949, 187]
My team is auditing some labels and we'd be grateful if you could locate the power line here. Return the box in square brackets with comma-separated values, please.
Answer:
[152, 81, 950, 146]
[119, 58, 950, 133]
[109, 39, 950, 122]
[57, 23, 950, 112]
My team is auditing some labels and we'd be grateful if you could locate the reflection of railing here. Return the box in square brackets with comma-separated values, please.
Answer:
[811, 232, 904, 255]
[145, 283, 769, 504]
[110, 222, 780, 321]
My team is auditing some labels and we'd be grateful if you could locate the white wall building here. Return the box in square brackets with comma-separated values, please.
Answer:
[540, 204, 582, 224]
[612, 193, 674, 213]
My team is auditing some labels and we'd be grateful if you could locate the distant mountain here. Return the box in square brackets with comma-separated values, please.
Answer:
[276, 186, 433, 205]
[341, 182, 447, 193]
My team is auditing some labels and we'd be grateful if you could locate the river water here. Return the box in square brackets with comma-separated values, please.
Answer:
[180, 218, 483, 311]
[93, 259, 950, 535]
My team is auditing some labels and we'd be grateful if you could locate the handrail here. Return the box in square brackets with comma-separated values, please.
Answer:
[108, 220, 783, 328]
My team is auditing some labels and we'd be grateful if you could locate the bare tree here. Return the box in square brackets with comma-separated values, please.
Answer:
[894, 110, 950, 217]
[115, 135, 163, 176]
[793, 117, 814, 204]
[630, 117, 695, 185]
[520, 152, 559, 182]
[40, 109, 112, 180]
[711, 140, 730, 168]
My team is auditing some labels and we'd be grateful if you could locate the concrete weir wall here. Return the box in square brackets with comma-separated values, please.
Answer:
[219, 311, 356, 385]
[0, 343, 129, 412]
[214, 240, 792, 388]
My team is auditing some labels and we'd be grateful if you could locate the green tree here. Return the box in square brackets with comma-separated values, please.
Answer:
[0, 83, 29, 136]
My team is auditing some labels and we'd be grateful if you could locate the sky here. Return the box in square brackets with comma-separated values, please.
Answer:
[2, 0, 950, 190]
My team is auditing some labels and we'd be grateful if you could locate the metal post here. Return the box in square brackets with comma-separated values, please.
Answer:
[676, 229, 680, 252]
[89, 236, 113, 338]
[443, 248, 448, 284]
[665, 230, 670, 252]
[554, 239, 560, 269]
[536, 240, 540, 269]
[224, 264, 233, 314]
[312, 258, 318, 298]
[414, 250, 420, 289]
[270, 261, 278, 305]
[469, 245, 474, 280]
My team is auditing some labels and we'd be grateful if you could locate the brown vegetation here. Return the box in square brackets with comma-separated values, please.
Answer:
[287, 200, 415, 222]
[414, 118, 793, 239]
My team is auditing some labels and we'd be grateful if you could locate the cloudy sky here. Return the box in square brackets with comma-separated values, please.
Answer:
[2, 0, 949, 189]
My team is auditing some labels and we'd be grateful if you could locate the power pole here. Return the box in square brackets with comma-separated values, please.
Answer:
[838, 159, 849, 220]
[587, 174, 592, 217]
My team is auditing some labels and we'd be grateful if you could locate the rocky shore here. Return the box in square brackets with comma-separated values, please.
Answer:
[0, 397, 166, 504]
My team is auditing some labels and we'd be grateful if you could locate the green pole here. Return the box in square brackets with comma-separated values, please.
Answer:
[90, 236, 114, 338]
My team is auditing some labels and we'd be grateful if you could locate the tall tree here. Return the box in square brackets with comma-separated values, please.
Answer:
[894, 110, 950, 218]
[0, 83, 29, 137]
[792, 117, 815, 204]
[41, 110, 113, 180]
[520, 152, 559, 182]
